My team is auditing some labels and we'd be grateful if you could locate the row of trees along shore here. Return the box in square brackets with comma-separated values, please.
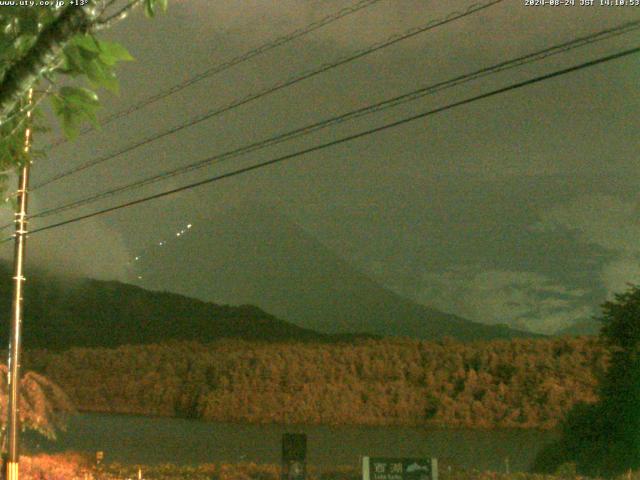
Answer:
[23, 336, 606, 429]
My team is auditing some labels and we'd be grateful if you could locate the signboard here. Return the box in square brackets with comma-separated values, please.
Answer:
[362, 457, 438, 480]
[281, 433, 307, 480]
[282, 433, 307, 462]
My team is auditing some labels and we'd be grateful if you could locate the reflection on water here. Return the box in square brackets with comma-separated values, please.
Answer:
[27, 414, 558, 472]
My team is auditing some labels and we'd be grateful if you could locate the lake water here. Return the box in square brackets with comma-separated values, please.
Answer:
[28, 413, 558, 472]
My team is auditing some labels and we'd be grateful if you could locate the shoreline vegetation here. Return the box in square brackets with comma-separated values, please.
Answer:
[25, 336, 606, 430]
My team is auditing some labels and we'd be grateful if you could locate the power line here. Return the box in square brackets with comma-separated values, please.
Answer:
[32, 0, 504, 190]
[46, 0, 385, 150]
[26, 19, 640, 222]
[6, 44, 637, 243]
[2, 22, 637, 232]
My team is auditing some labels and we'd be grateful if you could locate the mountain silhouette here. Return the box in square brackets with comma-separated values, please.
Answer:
[556, 318, 599, 336]
[0, 262, 358, 350]
[136, 204, 539, 341]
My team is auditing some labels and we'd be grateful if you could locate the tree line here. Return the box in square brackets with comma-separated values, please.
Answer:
[23, 336, 606, 429]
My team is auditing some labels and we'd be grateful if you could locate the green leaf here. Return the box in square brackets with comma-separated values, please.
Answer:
[85, 60, 119, 93]
[13, 33, 36, 55]
[0, 32, 13, 55]
[32, 108, 50, 134]
[51, 95, 79, 139]
[52, 86, 103, 139]
[33, 7, 56, 27]
[62, 37, 129, 93]
[96, 40, 134, 66]
[72, 33, 101, 53]
[59, 86, 100, 107]
[61, 45, 85, 76]
[0, 131, 28, 168]
[144, 0, 156, 17]
[143, 0, 168, 16]
[18, 13, 39, 36]
[78, 46, 100, 62]
[0, 142, 13, 170]
[61, 110, 80, 139]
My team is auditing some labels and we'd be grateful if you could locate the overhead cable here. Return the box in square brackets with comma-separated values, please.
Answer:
[6, 44, 636, 243]
[33, 0, 504, 190]
[26, 20, 640, 222]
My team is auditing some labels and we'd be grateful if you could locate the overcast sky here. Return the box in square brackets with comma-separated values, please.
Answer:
[1, 0, 638, 334]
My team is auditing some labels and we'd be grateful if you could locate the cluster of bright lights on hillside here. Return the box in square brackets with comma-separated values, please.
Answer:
[132, 223, 193, 280]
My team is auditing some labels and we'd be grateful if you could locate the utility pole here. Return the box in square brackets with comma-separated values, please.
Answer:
[5, 88, 34, 480]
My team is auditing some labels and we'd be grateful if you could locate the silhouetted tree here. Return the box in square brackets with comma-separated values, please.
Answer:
[0, 364, 74, 440]
[534, 285, 640, 477]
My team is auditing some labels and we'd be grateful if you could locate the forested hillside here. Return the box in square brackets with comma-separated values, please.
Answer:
[25, 336, 606, 429]
[0, 261, 533, 349]
[0, 263, 361, 349]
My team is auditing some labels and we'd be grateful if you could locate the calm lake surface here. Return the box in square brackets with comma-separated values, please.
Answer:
[30, 413, 558, 472]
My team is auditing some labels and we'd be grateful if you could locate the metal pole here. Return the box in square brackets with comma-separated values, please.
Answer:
[6, 89, 33, 480]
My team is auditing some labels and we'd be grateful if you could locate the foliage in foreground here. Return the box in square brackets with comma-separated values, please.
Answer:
[15, 452, 91, 480]
[0, 364, 73, 439]
[533, 285, 640, 477]
[13, 454, 640, 480]
[26, 336, 606, 429]
[0, 1, 168, 195]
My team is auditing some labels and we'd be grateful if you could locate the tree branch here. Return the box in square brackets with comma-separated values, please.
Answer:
[0, 3, 102, 126]
[94, 0, 142, 31]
